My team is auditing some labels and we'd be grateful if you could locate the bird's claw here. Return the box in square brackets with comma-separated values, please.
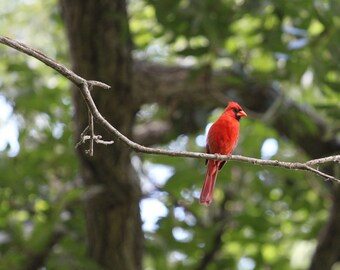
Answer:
[214, 154, 222, 160]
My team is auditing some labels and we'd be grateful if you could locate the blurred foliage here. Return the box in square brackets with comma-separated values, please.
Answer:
[0, 0, 339, 269]
[140, 119, 330, 270]
[0, 0, 98, 269]
[130, 0, 339, 269]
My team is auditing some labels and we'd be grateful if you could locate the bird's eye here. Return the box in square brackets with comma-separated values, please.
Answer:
[232, 108, 240, 113]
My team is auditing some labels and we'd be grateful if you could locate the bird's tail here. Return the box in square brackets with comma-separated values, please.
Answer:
[200, 160, 219, 206]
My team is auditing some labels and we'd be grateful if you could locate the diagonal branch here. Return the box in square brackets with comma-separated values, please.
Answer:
[23, 227, 64, 270]
[0, 36, 113, 156]
[0, 36, 109, 89]
[1, 35, 339, 182]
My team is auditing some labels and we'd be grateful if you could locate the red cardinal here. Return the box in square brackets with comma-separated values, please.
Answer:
[200, 101, 247, 206]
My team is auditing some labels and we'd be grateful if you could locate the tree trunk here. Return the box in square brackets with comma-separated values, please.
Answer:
[60, 1, 143, 269]
[59, 0, 340, 268]
[309, 185, 340, 270]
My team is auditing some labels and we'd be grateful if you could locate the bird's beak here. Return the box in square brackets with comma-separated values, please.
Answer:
[237, 110, 247, 118]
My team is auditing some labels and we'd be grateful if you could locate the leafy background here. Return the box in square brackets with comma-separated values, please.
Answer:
[0, 0, 339, 269]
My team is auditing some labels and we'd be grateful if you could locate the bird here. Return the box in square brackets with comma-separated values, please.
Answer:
[200, 101, 247, 206]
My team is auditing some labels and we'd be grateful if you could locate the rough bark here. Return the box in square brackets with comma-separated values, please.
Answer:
[59, 0, 339, 268]
[60, 1, 142, 269]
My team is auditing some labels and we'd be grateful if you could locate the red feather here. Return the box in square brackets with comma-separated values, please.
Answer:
[200, 101, 247, 206]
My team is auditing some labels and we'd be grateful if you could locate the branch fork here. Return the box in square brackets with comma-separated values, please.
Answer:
[75, 111, 114, 156]
[1, 35, 339, 183]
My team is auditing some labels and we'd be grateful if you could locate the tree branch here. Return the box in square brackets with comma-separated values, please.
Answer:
[0, 36, 110, 89]
[23, 228, 64, 270]
[1, 35, 339, 183]
[134, 61, 340, 158]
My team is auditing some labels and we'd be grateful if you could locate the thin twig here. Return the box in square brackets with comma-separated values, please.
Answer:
[0, 36, 110, 89]
[1, 35, 339, 183]
[88, 111, 94, 156]
[75, 125, 89, 149]
[306, 156, 340, 166]
[75, 110, 114, 154]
